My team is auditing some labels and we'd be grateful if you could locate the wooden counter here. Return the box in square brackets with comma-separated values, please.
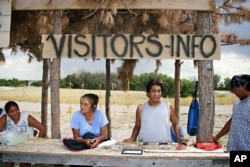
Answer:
[0, 138, 229, 167]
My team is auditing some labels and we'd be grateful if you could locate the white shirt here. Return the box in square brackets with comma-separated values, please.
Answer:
[5, 112, 34, 138]
[138, 101, 172, 143]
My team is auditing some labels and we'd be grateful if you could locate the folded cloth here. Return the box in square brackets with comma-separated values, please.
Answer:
[194, 142, 222, 151]
[63, 139, 89, 151]
[63, 132, 97, 151]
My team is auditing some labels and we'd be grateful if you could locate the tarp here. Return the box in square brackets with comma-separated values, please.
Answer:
[187, 81, 199, 136]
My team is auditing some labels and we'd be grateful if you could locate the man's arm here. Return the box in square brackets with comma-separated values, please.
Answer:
[28, 115, 46, 138]
[123, 104, 142, 142]
[0, 114, 7, 131]
[169, 104, 182, 144]
[213, 117, 232, 142]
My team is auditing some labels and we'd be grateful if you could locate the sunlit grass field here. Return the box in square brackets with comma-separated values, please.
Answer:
[0, 86, 237, 106]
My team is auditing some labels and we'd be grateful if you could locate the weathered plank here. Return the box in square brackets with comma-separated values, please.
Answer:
[0, 0, 12, 15]
[0, 16, 11, 31]
[0, 32, 10, 47]
[0, 139, 229, 167]
[42, 34, 221, 60]
[12, 0, 216, 11]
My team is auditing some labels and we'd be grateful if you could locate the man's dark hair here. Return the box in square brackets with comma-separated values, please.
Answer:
[146, 79, 164, 93]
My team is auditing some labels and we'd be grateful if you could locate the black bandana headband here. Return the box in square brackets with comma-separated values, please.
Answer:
[231, 74, 250, 89]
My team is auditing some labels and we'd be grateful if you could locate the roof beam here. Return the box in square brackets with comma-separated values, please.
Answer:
[12, 0, 216, 11]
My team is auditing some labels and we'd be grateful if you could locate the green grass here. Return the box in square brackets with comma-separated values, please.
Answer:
[0, 86, 236, 106]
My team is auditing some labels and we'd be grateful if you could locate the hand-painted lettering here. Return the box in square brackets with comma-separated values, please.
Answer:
[130, 35, 145, 58]
[74, 34, 90, 58]
[91, 34, 96, 59]
[46, 34, 66, 58]
[111, 34, 128, 58]
[42, 34, 220, 60]
[98, 34, 112, 58]
[176, 35, 190, 58]
[68, 35, 72, 58]
[146, 34, 162, 57]
[191, 35, 202, 57]
[200, 35, 216, 58]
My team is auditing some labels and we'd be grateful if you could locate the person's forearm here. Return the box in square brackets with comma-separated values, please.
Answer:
[130, 126, 139, 141]
[97, 134, 107, 142]
[38, 130, 46, 138]
[214, 128, 229, 141]
[214, 118, 231, 141]
[173, 125, 182, 144]
[37, 127, 46, 138]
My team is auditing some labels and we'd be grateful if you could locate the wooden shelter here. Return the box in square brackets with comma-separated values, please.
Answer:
[0, 0, 219, 142]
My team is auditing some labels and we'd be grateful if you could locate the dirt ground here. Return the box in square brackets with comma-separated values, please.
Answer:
[0, 101, 232, 150]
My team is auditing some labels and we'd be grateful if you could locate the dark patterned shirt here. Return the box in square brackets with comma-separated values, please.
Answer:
[228, 96, 250, 151]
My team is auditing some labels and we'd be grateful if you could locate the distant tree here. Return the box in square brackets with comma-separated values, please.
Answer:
[31, 81, 43, 87]
[180, 79, 194, 98]
[0, 78, 27, 87]
[223, 77, 232, 91]
[213, 74, 221, 90]
[60, 73, 79, 89]
[129, 73, 175, 97]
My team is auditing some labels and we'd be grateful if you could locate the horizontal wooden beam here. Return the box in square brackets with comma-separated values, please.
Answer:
[42, 34, 221, 60]
[12, 0, 216, 11]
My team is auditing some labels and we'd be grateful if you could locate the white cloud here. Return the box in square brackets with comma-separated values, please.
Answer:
[0, 50, 43, 80]
[214, 51, 250, 79]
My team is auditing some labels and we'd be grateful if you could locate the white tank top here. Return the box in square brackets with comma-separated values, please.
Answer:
[5, 112, 34, 138]
[138, 101, 172, 143]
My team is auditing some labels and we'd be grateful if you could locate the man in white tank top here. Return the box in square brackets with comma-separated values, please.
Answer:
[124, 80, 184, 149]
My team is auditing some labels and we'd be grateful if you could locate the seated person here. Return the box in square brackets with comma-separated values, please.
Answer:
[71, 93, 109, 149]
[69, 94, 109, 167]
[0, 101, 46, 167]
[123, 80, 184, 149]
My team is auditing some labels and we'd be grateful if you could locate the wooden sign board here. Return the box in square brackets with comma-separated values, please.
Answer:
[42, 34, 221, 60]
[12, 0, 216, 11]
[0, 0, 12, 48]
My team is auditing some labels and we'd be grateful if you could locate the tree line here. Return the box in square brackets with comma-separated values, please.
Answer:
[0, 72, 231, 98]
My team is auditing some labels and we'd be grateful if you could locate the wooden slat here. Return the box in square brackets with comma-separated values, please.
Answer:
[0, 16, 11, 31]
[42, 34, 221, 60]
[12, 0, 216, 11]
[0, 0, 12, 15]
[0, 32, 10, 47]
